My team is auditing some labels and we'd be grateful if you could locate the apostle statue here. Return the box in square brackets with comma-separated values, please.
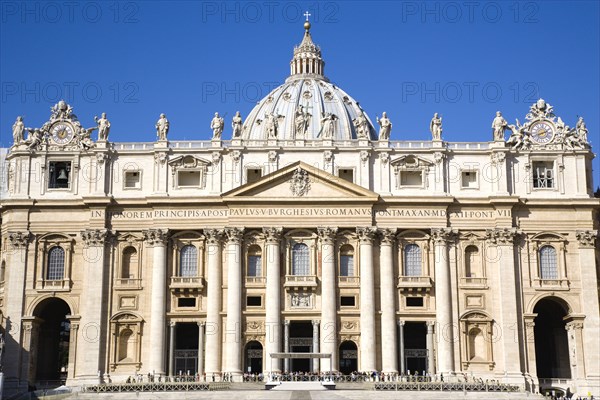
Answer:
[156, 113, 169, 141]
[264, 112, 280, 139]
[430, 113, 442, 140]
[376, 112, 392, 140]
[491, 111, 508, 141]
[576, 117, 588, 143]
[12, 116, 25, 145]
[232, 111, 243, 138]
[320, 112, 338, 139]
[211, 112, 225, 140]
[353, 113, 369, 139]
[94, 112, 111, 141]
[294, 105, 311, 139]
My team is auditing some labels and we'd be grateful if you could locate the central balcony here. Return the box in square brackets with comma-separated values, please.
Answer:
[284, 275, 318, 289]
[397, 276, 433, 293]
[170, 276, 204, 290]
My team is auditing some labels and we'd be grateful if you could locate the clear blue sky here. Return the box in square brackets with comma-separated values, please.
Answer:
[1, 0, 599, 186]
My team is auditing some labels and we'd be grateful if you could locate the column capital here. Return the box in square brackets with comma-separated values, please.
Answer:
[379, 228, 397, 245]
[426, 320, 436, 328]
[143, 228, 169, 246]
[431, 228, 457, 244]
[284, 320, 290, 326]
[204, 228, 224, 245]
[262, 227, 283, 244]
[312, 320, 320, 327]
[225, 227, 244, 244]
[317, 227, 338, 245]
[197, 321, 205, 328]
[170, 321, 176, 328]
[485, 227, 521, 245]
[356, 226, 377, 243]
[7, 231, 31, 248]
[397, 320, 405, 327]
[565, 321, 584, 331]
[81, 229, 109, 247]
[576, 230, 598, 248]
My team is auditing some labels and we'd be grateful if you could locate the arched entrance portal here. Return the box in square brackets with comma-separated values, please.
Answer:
[33, 298, 72, 385]
[245, 341, 263, 374]
[339, 341, 358, 375]
[533, 298, 571, 380]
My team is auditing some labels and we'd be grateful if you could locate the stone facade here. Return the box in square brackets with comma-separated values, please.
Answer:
[0, 22, 599, 398]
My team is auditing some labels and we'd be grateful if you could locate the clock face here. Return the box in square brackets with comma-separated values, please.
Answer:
[51, 122, 75, 145]
[530, 121, 555, 144]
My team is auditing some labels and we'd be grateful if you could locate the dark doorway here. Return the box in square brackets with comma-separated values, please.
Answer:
[175, 323, 199, 375]
[33, 298, 71, 384]
[404, 322, 427, 374]
[245, 341, 263, 373]
[534, 298, 571, 379]
[339, 341, 358, 374]
[289, 321, 313, 372]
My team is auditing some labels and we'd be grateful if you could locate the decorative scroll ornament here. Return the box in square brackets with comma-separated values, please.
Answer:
[431, 228, 457, 244]
[490, 152, 506, 164]
[575, 230, 598, 248]
[154, 152, 168, 165]
[485, 228, 520, 245]
[290, 167, 311, 197]
[506, 99, 589, 151]
[356, 226, 377, 243]
[143, 229, 169, 246]
[81, 229, 108, 247]
[262, 227, 283, 244]
[268, 150, 278, 163]
[8, 231, 31, 248]
[379, 228, 397, 244]
[225, 227, 244, 244]
[204, 229, 224, 245]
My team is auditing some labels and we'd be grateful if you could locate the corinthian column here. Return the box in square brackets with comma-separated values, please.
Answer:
[224, 227, 244, 380]
[486, 228, 523, 383]
[264, 227, 283, 373]
[379, 228, 398, 373]
[3, 231, 31, 387]
[204, 229, 224, 375]
[77, 229, 109, 381]
[431, 228, 455, 375]
[318, 227, 338, 372]
[357, 227, 377, 372]
[144, 228, 169, 376]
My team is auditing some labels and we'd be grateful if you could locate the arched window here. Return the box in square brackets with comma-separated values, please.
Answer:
[464, 245, 481, 277]
[292, 243, 310, 276]
[539, 245, 558, 279]
[47, 246, 65, 280]
[179, 245, 198, 277]
[247, 245, 262, 277]
[339, 245, 354, 277]
[404, 244, 422, 276]
[122, 247, 138, 279]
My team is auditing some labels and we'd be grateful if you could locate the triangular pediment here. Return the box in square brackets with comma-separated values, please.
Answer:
[222, 161, 378, 202]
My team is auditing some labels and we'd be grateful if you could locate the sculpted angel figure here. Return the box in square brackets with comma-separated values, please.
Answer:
[320, 112, 338, 139]
[94, 113, 111, 141]
[210, 112, 225, 139]
[492, 111, 508, 141]
[79, 126, 97, 150]
[376, 112, 392, 140]
[12, 116, 25, 145]
[156, 113, 169, 141]
[232, 111, 243, 138]
[25, 128, 43, 150]
[353, 113, 369, 139]
[430, 113, 442, 140]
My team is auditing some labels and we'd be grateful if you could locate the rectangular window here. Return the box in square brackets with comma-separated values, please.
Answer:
[461, 171, 478, 189]
[246, 168, 262, 184]
[406, 297, 424, 307]
[246, 296, 262, 307]
[340, 296, 356, 307]
[178, 170, 201, 187]
[338, 169, 354, 183]
[178, 297, 196, 308]
[124, 171, 141, 189]
[532, 161, 554, 189]
[48, 161, 71, 189]
[247, 255, 262, 277]
[400, 170, 423, 186]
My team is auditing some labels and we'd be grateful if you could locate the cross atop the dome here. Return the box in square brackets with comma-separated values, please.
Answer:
[304, 11, 311, 22]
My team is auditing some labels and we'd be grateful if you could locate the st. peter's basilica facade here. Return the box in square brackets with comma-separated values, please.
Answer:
[1, 21, 599, 397]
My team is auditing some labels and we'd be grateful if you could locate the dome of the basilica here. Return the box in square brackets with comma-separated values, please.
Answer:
[241, 24, 376, 141]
